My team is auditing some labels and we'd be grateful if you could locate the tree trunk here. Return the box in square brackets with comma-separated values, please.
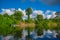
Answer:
[28, 14, 30, 23]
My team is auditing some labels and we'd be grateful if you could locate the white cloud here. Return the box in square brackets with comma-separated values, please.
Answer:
[45, 10, 51, 15]
[23, 15, 28, 20]
[47, 15, 52, 19]
[45, 10, 56, 19]
[33, 10, 43, 15]
[42, 14, 46, 19]
[10, 8, 15, 11]
[51, 11, 56, 18]
[18, 8, 22, 11]
[1, 8, 15, 15]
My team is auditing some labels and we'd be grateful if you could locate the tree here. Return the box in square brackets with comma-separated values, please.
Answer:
[3, 13, 9, 17]
[13, 11, 23, 21]
[9, 11, 23, 24]
[26, 7, 32, 23]
[36, 15, 43, 21]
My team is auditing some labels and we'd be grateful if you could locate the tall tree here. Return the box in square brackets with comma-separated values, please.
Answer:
[26, 7, 32, 22]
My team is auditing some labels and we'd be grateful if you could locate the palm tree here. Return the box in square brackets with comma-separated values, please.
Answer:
[26, 7, 32, 23]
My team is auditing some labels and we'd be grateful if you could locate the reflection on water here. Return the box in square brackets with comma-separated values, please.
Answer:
[44, 30, 56, 38]
[22, 30, 60, 40]
[0, 30, 60, 40]
[30, 30, 56, 38]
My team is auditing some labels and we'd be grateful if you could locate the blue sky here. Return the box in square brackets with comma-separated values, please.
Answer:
[0, 0, 60, 12]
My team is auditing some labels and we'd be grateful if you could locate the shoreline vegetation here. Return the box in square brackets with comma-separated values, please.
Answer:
[0, 7, 60, 40]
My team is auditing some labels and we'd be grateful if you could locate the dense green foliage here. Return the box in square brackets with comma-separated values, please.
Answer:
[0, 11, 23, 36]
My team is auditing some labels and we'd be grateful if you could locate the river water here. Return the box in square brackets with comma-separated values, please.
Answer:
[0, 30, 60, 40]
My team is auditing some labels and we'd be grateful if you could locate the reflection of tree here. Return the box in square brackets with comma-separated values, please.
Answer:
[14, 27, 22, 40]
[56, 31, 60, 38]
